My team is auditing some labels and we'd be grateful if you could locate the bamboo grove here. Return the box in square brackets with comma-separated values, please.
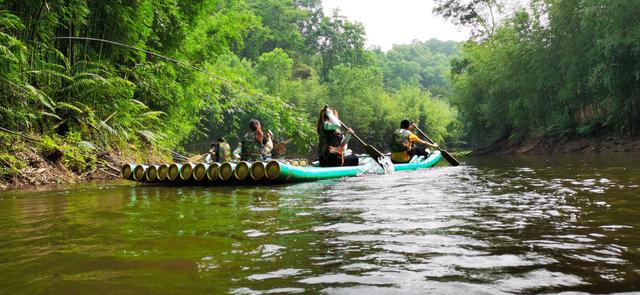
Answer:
[0, 0, 460, 179]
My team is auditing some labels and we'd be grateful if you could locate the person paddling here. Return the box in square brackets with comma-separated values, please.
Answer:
[317, 106, 359, 167]
[239, 119, 273, 161]
[390, 119, 438, 164]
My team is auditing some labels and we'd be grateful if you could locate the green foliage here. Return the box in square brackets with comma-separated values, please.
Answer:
[0, 153, 25, 180]
[1, 0, 463, 167]
[377, 39, 459, 96]
[61, 131, 97, 173]
[255, 48, 293, 94]
[0, 133, 26, 180]
[242, 0, 306, 59]
[446, 0, 640, 146]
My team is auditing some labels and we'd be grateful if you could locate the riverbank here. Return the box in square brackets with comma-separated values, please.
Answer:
[474, 135, 640, 155]
[0, 131, 168, 191]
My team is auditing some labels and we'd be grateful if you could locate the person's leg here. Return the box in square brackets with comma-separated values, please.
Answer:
[392, 151, 410, 164]
[319, 154, 342, 167]
[343, 155, 359, 166]
[409, 147, 430, 158]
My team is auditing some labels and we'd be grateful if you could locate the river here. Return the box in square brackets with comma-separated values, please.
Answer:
[0, 154, 638, 294]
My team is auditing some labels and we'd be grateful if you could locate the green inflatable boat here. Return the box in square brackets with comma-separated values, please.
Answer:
[122, 151, 442, 185]
[265, 151, 443, 182]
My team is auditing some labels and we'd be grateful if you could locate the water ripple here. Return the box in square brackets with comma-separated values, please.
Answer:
[0, 155, 639, 294]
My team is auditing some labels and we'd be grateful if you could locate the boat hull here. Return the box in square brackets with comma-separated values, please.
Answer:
[124, 151, 443, 185]
[266, 151, 443, 182]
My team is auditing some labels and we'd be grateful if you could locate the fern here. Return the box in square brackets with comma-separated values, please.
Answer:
[141, 110, 166, 120]
[23, 70, 73, 81]
[98, 120, 117, 135]
[0, 10, 24, 31]
[55, 102, 84, 114]
[40, 111, 62, 120]
[131, 99, 150, 109]
[78, 140, 96, 150]
[137, 130, 158, 143]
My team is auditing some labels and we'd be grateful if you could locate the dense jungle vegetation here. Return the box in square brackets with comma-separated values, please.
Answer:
[0, 0, 459, 179]
[435, 0, 640, 146]
[3, 0, 638, 182]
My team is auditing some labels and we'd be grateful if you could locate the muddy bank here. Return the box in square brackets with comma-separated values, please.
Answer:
[474, 135, 640, 155]
[1, 148, 130, 191]
[0, 133, 168, 191]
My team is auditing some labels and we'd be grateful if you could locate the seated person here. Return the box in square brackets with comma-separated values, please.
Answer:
[390, 119, 438, 164]
[317, 106, 359, 167]
[261, 130, 274, 161]
[239, 119, 273, 161]
[216, 137, 231, 162]
[205, 142, 217, 163]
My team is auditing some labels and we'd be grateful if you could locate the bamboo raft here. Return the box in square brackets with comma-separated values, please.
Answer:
[121, 151, 442, 185]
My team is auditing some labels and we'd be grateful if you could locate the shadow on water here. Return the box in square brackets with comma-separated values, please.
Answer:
[0, 153, 638, 294]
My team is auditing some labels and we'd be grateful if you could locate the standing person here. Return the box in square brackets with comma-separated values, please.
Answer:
[317, 106, 359, 167]
[216, 137, 231, 162]
[390, 119, 438, 163]
[239, 119, 272, 161]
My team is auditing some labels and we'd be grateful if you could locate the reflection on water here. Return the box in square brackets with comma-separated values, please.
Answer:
[0, 154, 639, 294]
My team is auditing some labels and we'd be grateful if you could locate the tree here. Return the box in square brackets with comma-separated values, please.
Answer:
[433, 0, 503, 39]
[255, 48, 293, 94]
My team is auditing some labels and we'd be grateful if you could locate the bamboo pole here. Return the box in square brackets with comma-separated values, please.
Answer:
[179, 163, 193, 181]
[192, 163, 209, 181]
[206, 163, 220, 181]
[144, 165, 158, 182]
[121, 163, 136, 180]
[250, 162, 266, 180]
[156, 164, 169, 181]
[168, 164, 182, 181]
[265, 161, 281, 180]
[218, 162, 236, 181]
[234, 161, 251, 181]
[133, 165, 149, 182]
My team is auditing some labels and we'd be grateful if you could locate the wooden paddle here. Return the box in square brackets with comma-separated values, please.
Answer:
[324, 109, 385, 167]
[414, 126, 460, 166]
[338, 122, 385, 167]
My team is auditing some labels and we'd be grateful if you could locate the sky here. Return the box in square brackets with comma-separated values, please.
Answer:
[322, 0, 470, 51]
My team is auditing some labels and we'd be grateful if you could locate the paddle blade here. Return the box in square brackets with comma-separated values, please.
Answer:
[439, 149, 460, 166]
[364, 145, 384, 162]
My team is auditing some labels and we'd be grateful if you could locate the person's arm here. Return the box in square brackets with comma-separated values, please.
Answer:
[409, 123, 439, 148]
[410, 133, 438, 149]
[323, 121, 340, 131]
[339, 128, 354, 149]
[424, 140, 438, 149]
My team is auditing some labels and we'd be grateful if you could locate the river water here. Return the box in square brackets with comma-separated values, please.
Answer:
[0, 154, 639, 294]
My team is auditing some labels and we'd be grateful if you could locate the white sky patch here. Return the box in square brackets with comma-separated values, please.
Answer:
[322, 0, 471, 51]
